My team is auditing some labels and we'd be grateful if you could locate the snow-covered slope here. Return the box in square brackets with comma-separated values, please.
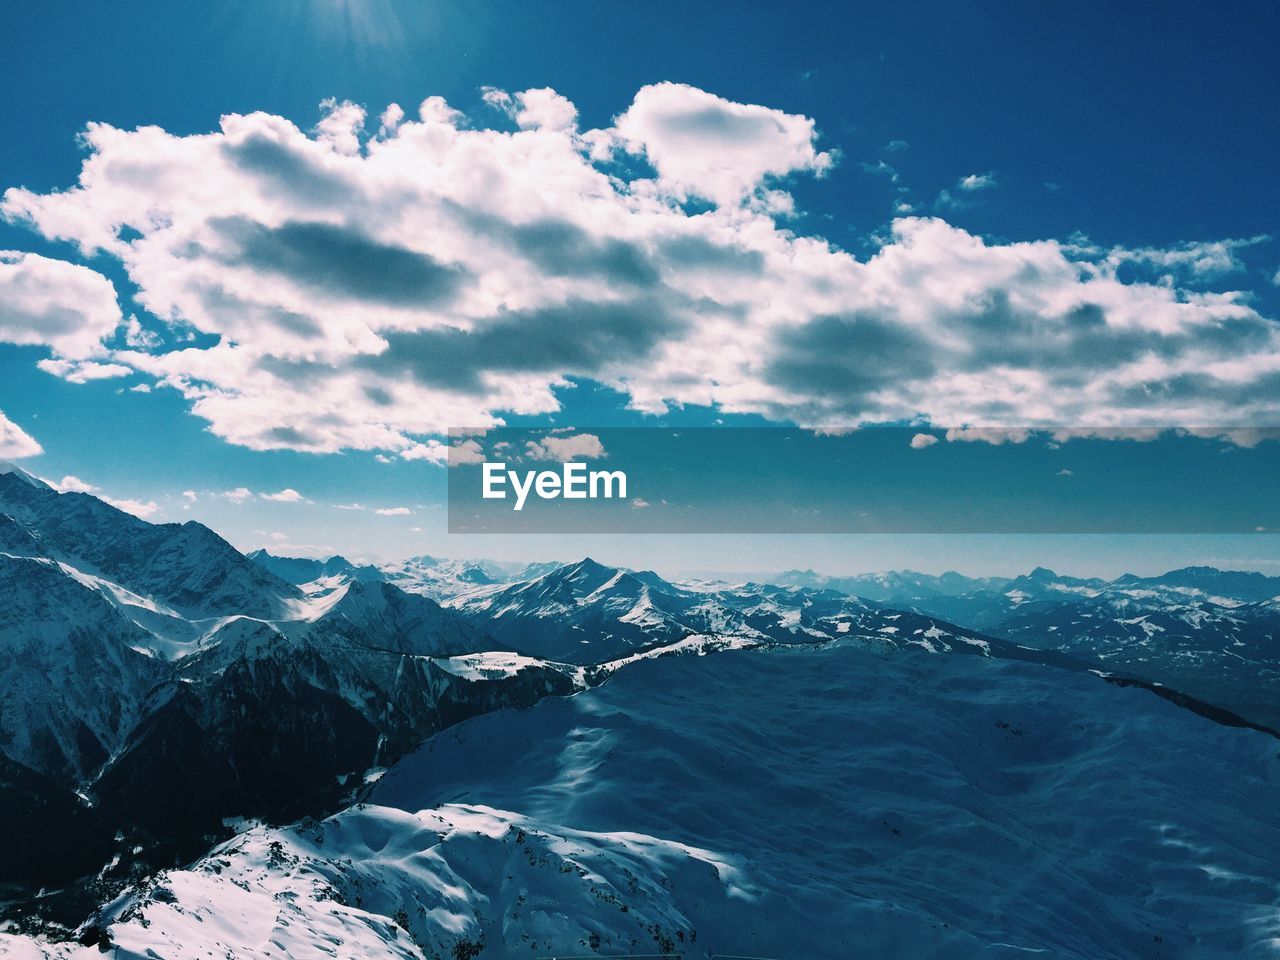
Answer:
[14, 643, 1279, 959]
[305, 577, 493, 657]
[989, 594, 1280, 729]
[0, 553, 168, 780]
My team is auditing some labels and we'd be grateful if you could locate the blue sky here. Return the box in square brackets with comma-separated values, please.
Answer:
[1, 0, 1277, 576]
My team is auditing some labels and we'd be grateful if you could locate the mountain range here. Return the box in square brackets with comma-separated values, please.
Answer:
[1, 460, 1278, 957]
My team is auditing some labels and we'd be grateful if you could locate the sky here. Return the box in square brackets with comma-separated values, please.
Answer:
[1, 0, 1278, 577]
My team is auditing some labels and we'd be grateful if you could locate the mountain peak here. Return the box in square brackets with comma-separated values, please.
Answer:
[1026, 566, 1059, 580]
[0, 461, 52, 491]
[560, 557, 612, 578]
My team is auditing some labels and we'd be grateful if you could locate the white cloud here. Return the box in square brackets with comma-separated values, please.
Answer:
[611, 82, 834, 206]
[959, 172, 997, 191]
[909, 433, 938, 449]
[46, 472, 158, 517]
[52, 475, 98, 493]
[122, 316, 161, 348]
[378, 103, 405, 137]
[314, 99, 365, 157]
[484, 86, 578, 132]
[632, 498, 651, 509]
[222, 487, 254, 504]
[1095, 236, 1267, 281]
[945, 428, 1034, 445]
[2, 86, 1278, 453]
[129, 382, 152, 393]
[1058, 468, 1074, 476]
[0, 250, 122, 359]
[400, 440, 449, 463]
[333, 501, 365, 511]
[0, 409, 42, 459]
[261, 488, 304, 502]
[448, 439, 485, 467]
[36, 358, 132, 383]
[105, 497, 159, 519]
[182, 489, 197, 501]
[524, 432, 606, 461]
[375, 506, 412, 516]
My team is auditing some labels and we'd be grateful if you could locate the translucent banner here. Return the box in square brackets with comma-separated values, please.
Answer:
[446, 427, 1280, 534]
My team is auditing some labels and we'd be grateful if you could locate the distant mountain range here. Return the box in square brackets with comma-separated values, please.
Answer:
[245, 545, 1280, 730]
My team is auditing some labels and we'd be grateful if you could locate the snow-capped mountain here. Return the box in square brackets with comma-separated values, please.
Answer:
[772, 566, 1013, 601]
[15, 642, 1280, 959]
[379, 554, 501, 600]
[245, 548, 384, 584]
[0, 466, 301, 620]
[444, 558, 706, 661]
[444, 558, 1061, 667]
[0, 470, 583, 924]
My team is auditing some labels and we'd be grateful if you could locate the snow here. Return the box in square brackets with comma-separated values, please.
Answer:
[437, 651, 574, 682]
[18, 646, 1277, 958]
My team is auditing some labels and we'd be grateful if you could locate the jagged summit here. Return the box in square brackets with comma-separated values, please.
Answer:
[246, 548, 384, 585]
[0, 460, 52, 490]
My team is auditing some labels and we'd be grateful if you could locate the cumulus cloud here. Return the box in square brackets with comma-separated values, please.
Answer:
[484, 86, 578, 132]
[375, 506, 412, 516]
[945, 428, 1034, 445]
[36, 358, 132, 383]
[0, 409, 42, 459]
[1, 85, 1278, 458]
[611, 82, 834, 205]
[260, 487, 304, 502]
[524, 432, 606, 461]
[222, 487, 254, 504]
[448, 439, 486, 466]
[1094, 236, 1268, 281]
[400, 439, 449, 463]
[0, 250, 123, 358]
[105, 497, 159, 518]
[52, 475, 98, 493]
[958, 172, 997, 191]
[48, 473, 158, 517]
[909, 433, 938, 449]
